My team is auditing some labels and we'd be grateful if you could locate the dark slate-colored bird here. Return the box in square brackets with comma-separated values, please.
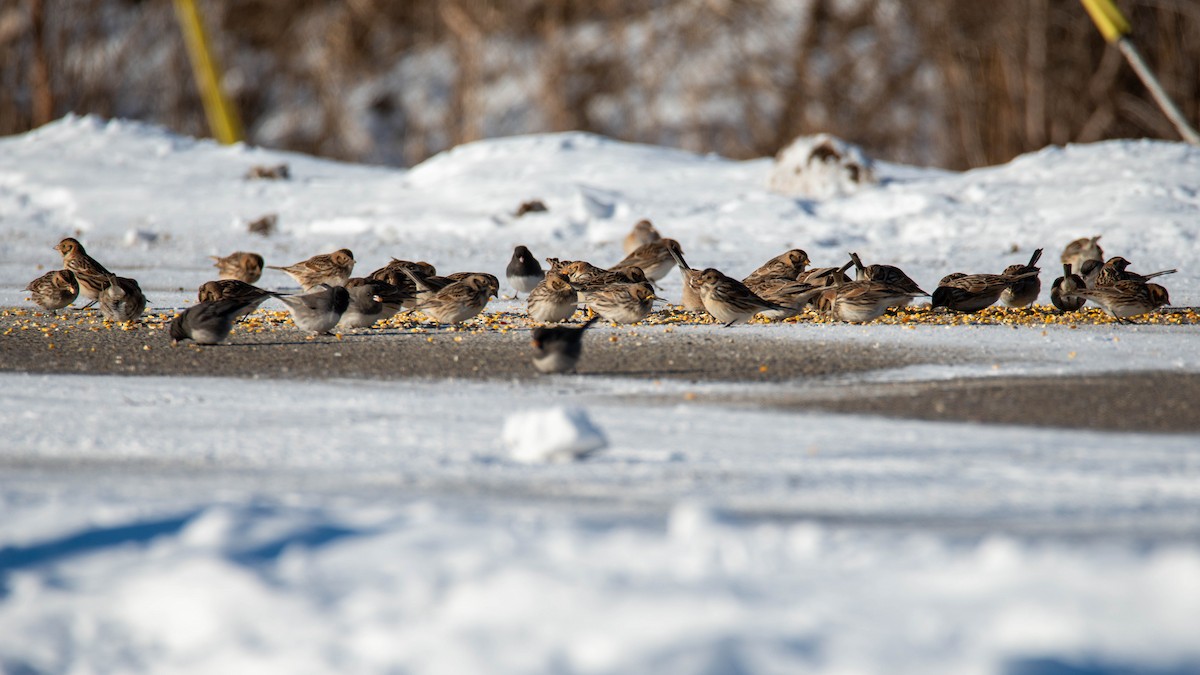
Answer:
[506, 245, 544, 298]
[277, 283, 351, 334]
[531, 317, 598, 373]
[170, 297, 269, 345]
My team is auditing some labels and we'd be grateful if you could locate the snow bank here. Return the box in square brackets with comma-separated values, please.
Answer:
[2, 116, 1198, 309]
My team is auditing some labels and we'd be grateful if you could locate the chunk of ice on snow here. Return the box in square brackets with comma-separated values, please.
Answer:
[502, 406, 608, 464]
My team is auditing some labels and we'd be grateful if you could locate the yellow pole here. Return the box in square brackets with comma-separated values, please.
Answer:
[1080, 0, 1200, 145]
[173, 0, 243, 144]
[1080, 0, 1130, 42]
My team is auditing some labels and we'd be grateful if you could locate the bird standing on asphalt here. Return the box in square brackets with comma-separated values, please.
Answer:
[338, 277, 413, 329]
[277, 283, 351, 334]
[25, 269, 78, 313]
[576, 281, 657, 324]
[1050, 264, 1088, 313]
[1069, 281, 1171, 321]
[506, 245, 544, 298]
[1000, 248, 1043, 308]
[268, 249, 355, 290]
[847, 252, 928, 307]
[170, 297, 270, 345]
[931, 270, 1039, 313]
[828, 280, 924, 323]
[210, 251, 264, 284]
[401, 273, 495, 324]
[611, 239, 684, 283]
[667, 246, 706, 312]
[1093, 256, 1177, 287]
[98, 275, 147, 322]
[531, 317, 599, 373]
[54, 237, 113, 307]
[526, 272, 581, 323]
[744, 249, 811, 288]
[696, 268, 790, 326]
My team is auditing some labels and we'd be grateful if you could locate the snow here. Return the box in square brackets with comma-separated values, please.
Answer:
[3, 116, 1200, 673]
[503, 407, 608, 464]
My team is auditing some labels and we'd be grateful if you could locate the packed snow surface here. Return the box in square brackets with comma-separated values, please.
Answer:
[3, 116, 1200, 674]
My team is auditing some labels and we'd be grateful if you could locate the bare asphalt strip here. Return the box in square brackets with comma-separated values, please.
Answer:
[2, 309, 1196, 433]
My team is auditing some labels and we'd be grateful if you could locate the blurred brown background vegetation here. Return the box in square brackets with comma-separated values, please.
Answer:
[2, 0, 1198, 169]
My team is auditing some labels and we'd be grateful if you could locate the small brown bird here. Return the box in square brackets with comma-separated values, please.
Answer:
[696, 268, 789, 326]
[1061, 235, 1104, 276]
[547, 258, 608, 283]
[1070, 280, 1171, 321]
[98, 276, 147, 323]
[999, 248, 1043, 308]
[209, 251, 264, 284]
[612, 239, 684, 282]
[531, 317, 599, 374]
[622, 219, 662, 255]
[364, 266, 421, 306]
[403, 271, 455, 302]
[268, 248, 355, 290]
[198, 279, 273, 304]
[568, 267, 648, 294]
[1079, 258, 1105, 288]
[829, 280, 924, 323]
[798, 265, 852, 286]
[338, 277, 413, 329]
[197, 279, 276, 320]
[25, 269, 78, 313]
[666, 246, 706, 312]
[931, 270, 1039, 313]
[747, 278, 825, 320]
[847, 252, 928, 306]
[403, 275, 495, 324]
[446, 272, 501, 297]
[577, 282, 657, 324]
[54, 237, 114, 306]
[807, 261, 857, 312]
[526, 272, 582, 323]
[369, 259, 437, 283]
[1050, 263, 1087, 313]
[744, 249, 811, 287]
[507, 245, 544, 297]
[1093, 256, 1177, 287]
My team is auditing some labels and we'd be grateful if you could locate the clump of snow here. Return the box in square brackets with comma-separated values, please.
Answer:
[502, 406, 608, 463]
[768, 133, 878, 199]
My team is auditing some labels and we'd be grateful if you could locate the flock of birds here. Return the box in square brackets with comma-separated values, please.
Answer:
[21, 222, 1177, 373]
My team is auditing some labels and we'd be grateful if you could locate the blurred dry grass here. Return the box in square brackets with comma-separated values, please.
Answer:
[1, 0, 1197, 169]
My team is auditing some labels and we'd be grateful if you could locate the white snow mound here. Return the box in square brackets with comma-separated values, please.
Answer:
[503, 406, 608, 463]
[768, 132, 878, 199]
